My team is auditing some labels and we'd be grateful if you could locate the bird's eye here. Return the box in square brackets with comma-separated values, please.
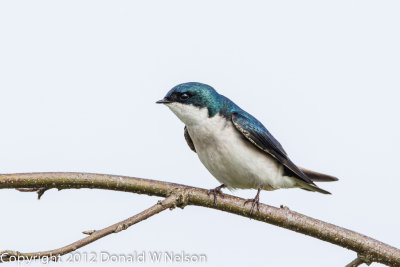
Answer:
[180, 93, 190, 100]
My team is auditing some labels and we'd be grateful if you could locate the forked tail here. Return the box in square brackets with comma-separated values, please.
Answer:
[300, 168, 339, 182]
[297, 168, 339, 194]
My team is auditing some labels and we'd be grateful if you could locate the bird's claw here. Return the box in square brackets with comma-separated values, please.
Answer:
[244, 187, 262, 215]
[244, 197, 260, 215]
[207, 184, 225, 205]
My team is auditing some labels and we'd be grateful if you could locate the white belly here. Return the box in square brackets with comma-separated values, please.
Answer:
[186, 114, 297, 190]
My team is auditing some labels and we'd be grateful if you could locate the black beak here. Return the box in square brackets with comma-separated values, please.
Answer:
[156, 98, 172, 104]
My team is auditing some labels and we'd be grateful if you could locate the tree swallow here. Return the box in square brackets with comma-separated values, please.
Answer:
[157, 82, 338, 214]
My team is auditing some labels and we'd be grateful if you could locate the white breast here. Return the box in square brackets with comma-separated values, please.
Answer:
[166, 103, 297, 190]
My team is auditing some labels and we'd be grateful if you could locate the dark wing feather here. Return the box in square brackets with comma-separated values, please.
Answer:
[231, 112, 314, 185]
[184, 126, 196, 153]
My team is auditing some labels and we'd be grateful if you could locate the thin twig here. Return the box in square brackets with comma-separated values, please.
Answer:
[16, 188, 49, 199]
[346, 257, 365, 267]
[0, 193, 180, 262]
[1, 172, 400, 266]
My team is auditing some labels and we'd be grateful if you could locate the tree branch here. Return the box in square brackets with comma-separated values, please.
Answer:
[345, 257, 367, 267]
[0, 172, 399, 266]
[0, 193, 180, 262]
[15, 188, 49, 199]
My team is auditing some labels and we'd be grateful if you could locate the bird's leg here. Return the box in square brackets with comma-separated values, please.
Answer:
[244, 187, 262, 215]
[207, 184, 225, 205]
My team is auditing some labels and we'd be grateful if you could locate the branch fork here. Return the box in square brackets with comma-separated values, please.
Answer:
[1, 172, 399, 266]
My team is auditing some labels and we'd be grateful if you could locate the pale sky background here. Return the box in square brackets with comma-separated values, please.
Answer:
[1, 1, 399, 266]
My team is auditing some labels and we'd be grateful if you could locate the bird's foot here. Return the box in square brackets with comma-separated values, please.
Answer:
[207, 184, 225, 205]
[244, 197, 260, 215]
[244, 187, 262, 215]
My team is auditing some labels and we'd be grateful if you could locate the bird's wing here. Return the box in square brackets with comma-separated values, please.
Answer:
[231, 112, 314, 185]
[184, 126, 196, 153]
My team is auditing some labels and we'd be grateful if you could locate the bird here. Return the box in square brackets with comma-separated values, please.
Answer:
[156, 82, 338, 214]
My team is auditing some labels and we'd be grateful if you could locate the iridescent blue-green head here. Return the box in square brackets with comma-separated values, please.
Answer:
[157, 82, 231, 126]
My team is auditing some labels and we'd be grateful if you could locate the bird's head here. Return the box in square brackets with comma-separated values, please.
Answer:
[157, 82, 224, 126]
